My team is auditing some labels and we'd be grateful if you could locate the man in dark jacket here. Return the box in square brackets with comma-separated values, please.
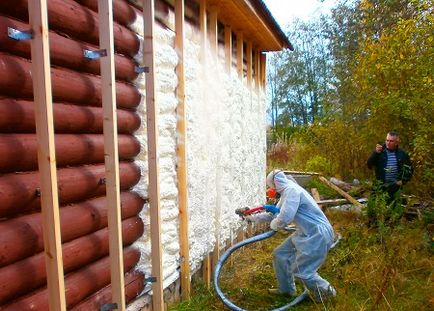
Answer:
[367, 131, 413, 200]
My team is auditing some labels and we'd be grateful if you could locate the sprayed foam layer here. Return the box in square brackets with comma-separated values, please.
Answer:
[127, 4, 267, 307]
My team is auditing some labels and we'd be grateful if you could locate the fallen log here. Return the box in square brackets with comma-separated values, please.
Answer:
[0, 162, 141, 217]
[71, 271, 145, 311]
[0, 246, 140, 310]
[0, 16, 137, 81]
[0, 216, 143, 304]
[0, 191, 144, 267]
[0, 134, 140, 173]
[0, 0, 140, 56]
[0, 99, 141, 134]
[0, 53, 141, 109]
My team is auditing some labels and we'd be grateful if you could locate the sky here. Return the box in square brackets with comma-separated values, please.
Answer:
[262, 0, 336, 30]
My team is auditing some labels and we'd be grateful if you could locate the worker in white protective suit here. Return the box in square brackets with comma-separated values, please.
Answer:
[262, 170, 336, 302]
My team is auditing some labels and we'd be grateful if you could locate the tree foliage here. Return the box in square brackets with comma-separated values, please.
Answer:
[267, 0, 434, 197]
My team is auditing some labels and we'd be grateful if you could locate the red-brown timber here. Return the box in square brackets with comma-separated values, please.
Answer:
[0, 53, 141, 108]
[0, 247, 141, 310]
[74, 0, 140, 28]
[0, 217, 143, 304]
[0, 16, 138, 81]
[0, 99, 140, 134]
[71, 271, 145, 311]
[0, 0, 140, 56]
[0, 162, 141, 217]
[0, 134, 140, 172]
[0, 192, 145, 267]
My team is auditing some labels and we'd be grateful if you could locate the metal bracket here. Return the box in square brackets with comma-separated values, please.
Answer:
[145, 276, 157, 283]
[100, 303, 118, 311]
[83, 49, 107, 59]
[8, 27, 33, 41]
[135, 66, 150, 74]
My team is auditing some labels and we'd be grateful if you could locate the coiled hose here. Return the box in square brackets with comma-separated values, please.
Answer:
[213, 230, 309, 311]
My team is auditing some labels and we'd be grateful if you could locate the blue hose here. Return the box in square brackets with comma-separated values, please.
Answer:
[213, 230, 309, 311]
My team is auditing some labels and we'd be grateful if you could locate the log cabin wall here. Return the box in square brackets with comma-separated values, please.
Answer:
[0, 0, 286, 309]
[0, 0, 148, 309]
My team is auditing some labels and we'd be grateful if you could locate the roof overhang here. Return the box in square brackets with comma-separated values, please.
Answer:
[206, 0, 293, 51]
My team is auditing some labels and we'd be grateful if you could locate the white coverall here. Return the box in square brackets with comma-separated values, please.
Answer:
[266, 170, 336, 301]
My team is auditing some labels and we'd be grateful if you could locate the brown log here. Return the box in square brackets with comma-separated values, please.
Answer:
[0, 247, 140, 311]
[74, 0, 139, 28]
[0, 192, 144, 267]
[0, 53, 141, 108]
[0, 217, 143, 304]
[0, 0, 140, 56]
[71, 271, 145, 311]
[0, 162, 141, 217]
[0, 134, 140, 173]
[0, 99, 141, 134]
[0, 16, 138, 81]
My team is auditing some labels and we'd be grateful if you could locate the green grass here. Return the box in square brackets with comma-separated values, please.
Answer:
[169, 210, 434, 311]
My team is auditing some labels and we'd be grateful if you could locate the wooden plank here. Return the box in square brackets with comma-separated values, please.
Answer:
[260, 52, 266, 90]
[202, 255, 211, 287]
[318, 176, 364, 209]
[28, 1, 66, 310]
[246, 41, 252, 87]
[142, 1, 164, 309]
[311, 188, 324, 211]
[254, 50, 260, 91]
[236, 31, 243, 79]
[283, 170, 320, 176]
[97, 0, 125, 309]
[316, 199, 348, 206]
[175, 0, 190, 301]
[224, 25, 232, 72]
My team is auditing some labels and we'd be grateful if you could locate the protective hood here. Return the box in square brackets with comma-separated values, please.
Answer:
[266, 170, 291, 193]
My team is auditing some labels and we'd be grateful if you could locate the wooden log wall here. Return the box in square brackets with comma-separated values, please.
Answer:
[0, 0, 147, 309]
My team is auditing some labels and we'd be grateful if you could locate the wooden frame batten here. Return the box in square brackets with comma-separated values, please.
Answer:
[97, 0, 125, 309]
[28, 1, 67, 310]
[175, 0, 191, 300]
[143, 0, 165, 309]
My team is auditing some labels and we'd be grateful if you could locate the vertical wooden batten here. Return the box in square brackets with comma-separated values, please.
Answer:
[199, 0, 211, 287]
[236, 31, 243, 80]
[224, 25, 232, 73]
[254, 50, 260, 92]
[175, 0, 190, 300]
[209, 8, 218, 56]
[260, 53, 266, 90]
[142, 0, 164, 309]
[97, 0, 125, 309]
[246, 41, 252, 88]
[28, 1, 66, 310]
[199, 0, 207, 61]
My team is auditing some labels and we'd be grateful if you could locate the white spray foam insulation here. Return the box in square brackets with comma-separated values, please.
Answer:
[127, 4, 267, 307]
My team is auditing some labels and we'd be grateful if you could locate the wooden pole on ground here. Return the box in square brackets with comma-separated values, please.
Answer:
[28, 1, 66, 310]
[318, 176, 364, 209]
[311, 188, 324, 211]
[143, 0, 164, 309]
[98, 0, 125, 309]
[175, 0, 190, 300]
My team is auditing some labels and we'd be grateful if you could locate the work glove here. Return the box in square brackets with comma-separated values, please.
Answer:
[263, 204, 279, 214]
[270, 218, 286, 231]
